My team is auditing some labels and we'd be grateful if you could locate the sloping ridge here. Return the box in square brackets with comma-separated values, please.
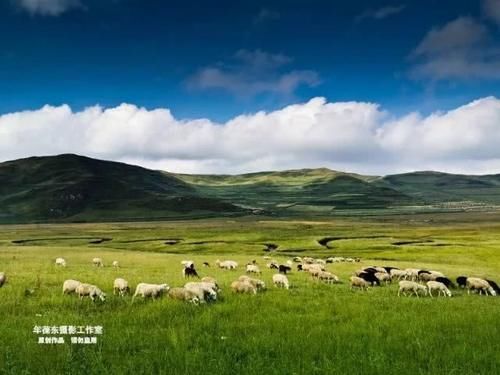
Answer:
[0, 154, 244, 223]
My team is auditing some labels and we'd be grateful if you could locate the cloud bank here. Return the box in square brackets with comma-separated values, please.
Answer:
[2, 97, 500, 175]
[13, 0, 82, 16]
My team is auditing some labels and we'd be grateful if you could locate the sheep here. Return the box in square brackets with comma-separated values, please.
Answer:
[168, 287, 200, 304]
[486, 279, 500, 294]
[201, 276, 220, 291]
[427, 281, 452, 297]
[92, 257, 104, 267]
[383, 266, 399, 274]
[390, 269, 407, 281]
[350, 276, 369, 290]
[62, 279, 81, 295]
[435, 277, 454, 289]
[302, 257, 315, 264]
[292, 256, 302, 262]
[246, 264, 261, 274]
[375, 272, 391, 284]
[315, 259, 326, 265]
[203, 262, 210, 267]
[238, 275, 266, 291]
[267, 262, 279, 269]
[0, 272, 6, 288]
[181, 260, 194, 268]
[358, 272, 380, 286]
[113, 278, 130, 296]
[404, 268, 420, 281]
[272, 274, 289, 289]
[300, 263, 325, 272]
[466, 278, 496, 296]
[75, 283, 106, 302]
[279, 265, 291, 274]
[456, 276, 468, 288]
[184, 281, 218, 302]
[182, 264, 200, 279]
[317, 271, 339, 284]
[133, 283, 169, 300]
[215, 259, 238, 270]
[55, 257, 66, 267]
[231, 280, 257, 294]
[398, 281, 427, 297]
[112, 261, 120, 268]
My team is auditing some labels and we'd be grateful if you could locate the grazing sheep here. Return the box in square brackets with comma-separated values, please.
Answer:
[92, 257, 104, 267]
[203, 262, 210, 267]
[62, 279, 81, 295]
[292, 256, 302, 262]
[317, 271, 339, 284]
[398, 281, 427, 297]
[113, 278, 130, 296]
[112, 261, 120, 268]
[238, 275, 266, 291]
[231, 280, 257, 294]
[350, 276, 369, 290]
[486, 279, 500, 294]
[279, 265, 291, 274]
[427, 281, 452, 297]
[133, 283, 169, 300]
[300, 263, 325, 272]
[418, 271, 433, 282]
[390, 269, 407, 281]
[375, 272, 391, 284]
[184, 281, 218, 302]
[302, 257, 315, 264]
[215, 259, 238, 270]
[404, 268, 420, 281]
[246, 264, 261, 274]
[55, 257, 66, 267]
[272, 274, 289, 289]
[466, 278, 496, 296]
[76, 283, 106, 302]
[358, 272, 380, 286]
[168, 287, 200, 304]
[200, 276, 220, 291]
[182, 264, 200, 279]
[435, 277, 454, 289]
[456, 276, 467, 288]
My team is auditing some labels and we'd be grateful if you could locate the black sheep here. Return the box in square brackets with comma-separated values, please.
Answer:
[456, 276, 468, 288]
[435, 276, 455, 289]
[363, 267, 378, 274]
[358, 272, 380, 286]
[183, 264, 199, 278]
[486, 279, 500, 294]
[279, 265, 291, 274]
[297, 264, 303, 271]
[202, 262, 210, 267]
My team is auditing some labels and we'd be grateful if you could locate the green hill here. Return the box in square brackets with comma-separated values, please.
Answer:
[0, 154, 245, 223]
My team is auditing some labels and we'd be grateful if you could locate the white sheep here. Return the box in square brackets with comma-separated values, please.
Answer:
[75, 283, 106, 302]
[62, 279, 81, 295]
[231, 280, 257, 294]
[185, 281, 218, 302]
[0, 272, 7, 288]
[466, 277, 496, 296]
[427, 281, 452, 297]
[238, 275, 266, 291]
[168, 287, 200, 304]
[132, 283, 169, 300]
[246, 264, 261, 274]
[181, 260, 194, 268]
[390, 269, 407, 280]
[398, 280, 427, 297]
[317, 271, 339, 284]
[350, 276, 369, 290]
[404, 268, 420, 281]
[92, 257, 104, 267]
[215, 259, 238, 270]
[113, 278, 130, 296]
[55, 257, 67, 267]
[112, 261, 120, 268]
[200, 276, 220, 291]
[272, 274, 289, 289]
[375, 272, 391, 284]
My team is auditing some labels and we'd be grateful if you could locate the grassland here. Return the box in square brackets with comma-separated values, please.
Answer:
[0, 213, 500, 374]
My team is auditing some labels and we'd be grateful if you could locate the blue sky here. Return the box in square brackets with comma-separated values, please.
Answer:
[1, 0, 498, 121]
[2, 0, 500, 175]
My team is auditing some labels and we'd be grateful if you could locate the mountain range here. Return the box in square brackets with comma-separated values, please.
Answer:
[1, 154, 500, 223]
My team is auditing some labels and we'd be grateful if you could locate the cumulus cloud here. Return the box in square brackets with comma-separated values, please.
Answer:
[13, 0, 83, 16]
[410, 16, 500, 80]
[2, 97, 500, 175]
[482, 0, 500, 25]
[355, 5, 406, 23]
[187, 49, 320, 97]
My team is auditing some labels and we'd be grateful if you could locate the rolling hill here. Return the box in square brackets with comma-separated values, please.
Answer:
[1, 154, 500, 223]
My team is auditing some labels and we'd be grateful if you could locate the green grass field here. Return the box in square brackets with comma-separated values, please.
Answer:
[1, 213, 499, 374]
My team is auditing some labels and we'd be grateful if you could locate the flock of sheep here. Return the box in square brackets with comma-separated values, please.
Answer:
[0, 255, 498, 304]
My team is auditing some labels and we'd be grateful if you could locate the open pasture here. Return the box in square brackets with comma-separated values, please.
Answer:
[0, 214, 499, 374]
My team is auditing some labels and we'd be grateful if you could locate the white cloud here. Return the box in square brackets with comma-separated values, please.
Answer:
[13, 0, 82, 16]
[410, 16, 500, 80]
[355, 5, 406, 23]
[187, 49, 320, 97]
[2, 97, 500, 175]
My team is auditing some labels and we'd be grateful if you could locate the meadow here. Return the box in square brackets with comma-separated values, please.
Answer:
[0, 213, 499, 375]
